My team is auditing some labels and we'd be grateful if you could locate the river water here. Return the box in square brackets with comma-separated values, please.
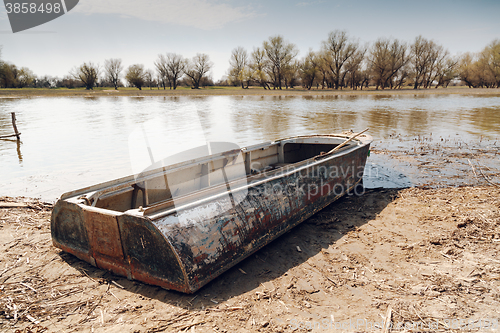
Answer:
[1, 94, 499, 200]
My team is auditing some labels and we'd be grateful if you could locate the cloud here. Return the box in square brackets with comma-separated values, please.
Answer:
[75, 0, 255, 30]
[296, 0, 325, 7]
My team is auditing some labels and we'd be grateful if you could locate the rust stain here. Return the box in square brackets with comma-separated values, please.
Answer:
[51, 138, 371, 293]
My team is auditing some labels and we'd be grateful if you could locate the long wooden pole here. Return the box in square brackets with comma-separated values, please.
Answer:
[325, 128, 369, 155]
[11, 112, 20, 139]
[0, 112, 21, 140]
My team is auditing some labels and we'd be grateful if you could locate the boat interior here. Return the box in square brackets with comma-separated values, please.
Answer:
[68, 136, 360, 214]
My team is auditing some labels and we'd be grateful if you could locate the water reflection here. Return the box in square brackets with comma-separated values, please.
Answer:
[0, 94, 499, 200]
[16, 139, 22, 164]
[0, 137, 23, 164]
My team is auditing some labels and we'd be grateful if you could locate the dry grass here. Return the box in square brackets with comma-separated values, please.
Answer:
[1, 186, 500, 332]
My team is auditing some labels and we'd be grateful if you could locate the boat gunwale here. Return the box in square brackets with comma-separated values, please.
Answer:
[59, 134, 372, 215]
[145, 134, 372, 220]
[139, 136, 366, 217]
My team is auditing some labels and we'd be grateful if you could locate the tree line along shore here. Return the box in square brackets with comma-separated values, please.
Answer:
[2, 86, 500, 99]
[1, 30, 499, 92]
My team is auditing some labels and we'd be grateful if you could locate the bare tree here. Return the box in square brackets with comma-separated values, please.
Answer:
[369, 39, 390, 89]
[359, 69, 371, 90]
[387, 41, 409, 89]
[343, 45, 366, 89]
[434, 56, 458, 88]
[156, 53, 187, 90]
[104, 58, 123, 90]
[322, 30, 359, 89]
[155, 54, 169, 89]
[411, 36, 446, 89]
[144, 69, 155, 89]
[263, 35, 298, 89]
[459, 46, 500, 89]
[249, 47, 270, 89]
[394, 61, 411, 89]
[411, 36, 429, 89]
[300, 50, 320, 90]
[125, 64, 146, 90]
[458, 53, 478, 88]
[483, 39, 500, 88]
[185, 53, 213, 89]
[422, 44, 447, 88]
[228, 46, 248, 88]
[282, 60, 300, 89]
[167, 53, 186, 90]
[369, 38, 408, 89]
[317, 53, 330, 89]
[409, 37, 454, 89]
[70, 62, 99, 90]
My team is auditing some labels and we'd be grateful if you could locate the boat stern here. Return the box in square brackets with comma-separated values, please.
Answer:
[51, 198, 192, 292]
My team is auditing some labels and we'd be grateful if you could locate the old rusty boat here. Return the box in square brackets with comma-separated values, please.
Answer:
[51, 131, 372, 293]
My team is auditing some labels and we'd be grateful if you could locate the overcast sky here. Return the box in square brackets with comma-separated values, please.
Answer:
[2, 0, 499, 81]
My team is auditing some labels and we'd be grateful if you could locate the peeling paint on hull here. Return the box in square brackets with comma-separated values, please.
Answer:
[51, 134, 371, 293]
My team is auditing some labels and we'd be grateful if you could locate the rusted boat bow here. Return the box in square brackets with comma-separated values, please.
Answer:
[51, 131, 372, 293]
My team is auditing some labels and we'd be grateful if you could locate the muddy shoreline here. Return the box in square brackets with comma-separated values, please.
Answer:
[1, 182, 500, 332]
[1, 134, 500, 332]
[365, 133, 500, 190]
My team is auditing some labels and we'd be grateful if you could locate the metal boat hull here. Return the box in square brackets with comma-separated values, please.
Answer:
[51, 134, 371, 293]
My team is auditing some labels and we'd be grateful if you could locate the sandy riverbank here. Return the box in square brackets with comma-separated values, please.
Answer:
[1, 184, 500, 333]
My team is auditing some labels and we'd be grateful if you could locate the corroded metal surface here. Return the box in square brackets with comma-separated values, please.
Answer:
[51, 135, 371, 293]
[153, 144, 370, 292]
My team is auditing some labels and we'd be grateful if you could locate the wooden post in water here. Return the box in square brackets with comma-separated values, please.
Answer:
[0, 112, 21, 140]
[11, 112, 20, 140]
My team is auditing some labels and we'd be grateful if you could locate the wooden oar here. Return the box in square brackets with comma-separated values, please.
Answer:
[325, 128, 369, 155]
